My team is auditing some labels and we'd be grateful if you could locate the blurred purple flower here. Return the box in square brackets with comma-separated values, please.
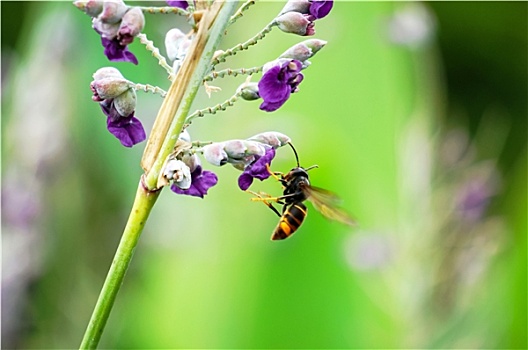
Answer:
[171, 165, 218, 198]
[456, 179, 494, 224]
[238, 148, 276, 190]
[258, 59, 304, 112]
[166, 1, 189, 10]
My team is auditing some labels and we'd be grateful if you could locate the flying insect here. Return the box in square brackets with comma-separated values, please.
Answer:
[250, 143, 355, 240]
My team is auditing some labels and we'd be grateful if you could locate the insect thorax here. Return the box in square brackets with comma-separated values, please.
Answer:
[282, 167, 310, 203]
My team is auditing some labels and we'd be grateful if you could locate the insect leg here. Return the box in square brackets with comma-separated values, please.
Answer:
[265, 164, 283, 182]
[245, 190, 282, 217]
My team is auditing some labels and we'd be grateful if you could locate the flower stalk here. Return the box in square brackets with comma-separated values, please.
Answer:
[131, 83, 167, 97]
[79, 181, 160, 349]
[141, 0, 239, 183]
[185, 91, 241, 124]
[79, 2, 239, 348]
[137, 6, 189, 16]
[228, 0, 256, 25]
[203, 65, 263, 82]
[211, 21, 276, 67]
[137, 33, 174, 79]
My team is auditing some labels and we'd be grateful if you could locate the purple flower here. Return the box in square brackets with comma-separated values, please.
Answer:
[101, 37, 138, 65]
[309, 0, 333, 19]
[238, 148, 276, 190]
[101, 100, 146, 147]
[258, 59, 304, 112]
[171, 165, 218, 198]
[166, 1, 189, 10]
[90, 5, 144, 65]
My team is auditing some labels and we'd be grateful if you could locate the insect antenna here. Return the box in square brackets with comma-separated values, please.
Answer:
[287, 142, 300, 167]
[287, 142, 318, 171]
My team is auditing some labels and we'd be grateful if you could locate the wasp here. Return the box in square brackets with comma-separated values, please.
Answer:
[249, 143, 355, 240]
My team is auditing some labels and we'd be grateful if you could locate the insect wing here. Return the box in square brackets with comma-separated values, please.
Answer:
[302, 185, 356, 226]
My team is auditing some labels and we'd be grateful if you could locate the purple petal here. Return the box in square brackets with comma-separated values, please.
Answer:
[310, 0, 333, 19]
[258, 60, 303, 112]
[259, 99, 289, 112]
[100, 99, 121, 120]
[107, 115, 146, 147]
[237, 148, 276, 190]
[166, 1, 189, 9]
[238, 173, 254, 191]
[171, 166, 218, 198]
[101, 37, 138, 65]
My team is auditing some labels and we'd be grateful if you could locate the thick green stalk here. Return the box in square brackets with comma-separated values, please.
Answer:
[79, 2, 239, 348]
[79, 182, 160, 349]
[143, 0, 239, 188]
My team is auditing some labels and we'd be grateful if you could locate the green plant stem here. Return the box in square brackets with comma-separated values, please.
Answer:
[79, 181, 160, 349]
[79, 2, 239, 349]
[143, 1, 239, 188]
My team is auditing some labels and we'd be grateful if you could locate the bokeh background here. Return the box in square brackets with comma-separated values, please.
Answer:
[2, 1, 526, 348]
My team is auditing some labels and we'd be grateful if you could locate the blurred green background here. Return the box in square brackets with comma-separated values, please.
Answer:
[2, 1, 526, 349]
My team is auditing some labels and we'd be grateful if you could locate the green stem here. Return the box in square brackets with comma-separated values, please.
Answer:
[144, 1, 240, 188]
[79, 181, 160, 349]
[80, 2, 239, 349]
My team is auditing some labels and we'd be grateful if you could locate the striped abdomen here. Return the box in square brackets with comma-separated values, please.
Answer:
[271, 202, 307, 240]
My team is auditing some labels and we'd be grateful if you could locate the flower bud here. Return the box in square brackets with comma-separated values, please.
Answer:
[237, 82, 260, 101]
[275, 12, 314, 36]
[279, 39, 327, 63]
[202, 143, 228, 166]
[91, 68, 131, 102]
[247, 132, 291, 149]
[113, 89, 137, 117]
[165, 28, 192, 62]
[279, 0, 311, 16]
[74, 0, 103, 17]
[181, 153, 200, 173]
[98, 0, 128, 24]
[92, 17, 120, 39]
[163, 159, 192, 190]
[92, 66, 124, 81]
[223, 140, 267, 160]
[178, 129, 191, 143]
[90, 78, 130, 100]
[118, 7, 145, 45]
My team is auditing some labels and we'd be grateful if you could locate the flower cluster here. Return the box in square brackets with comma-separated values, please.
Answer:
[77, 0, 333, 200]
[74, 0, 145, 64]
[158, 132, 291, 198]
[237, 39, 327, 112]
[202, 132, 291, 191]
[90, 67, 146, 147]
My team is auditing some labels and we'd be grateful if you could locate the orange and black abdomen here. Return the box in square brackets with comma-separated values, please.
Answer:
[271, 202, 307, 240]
